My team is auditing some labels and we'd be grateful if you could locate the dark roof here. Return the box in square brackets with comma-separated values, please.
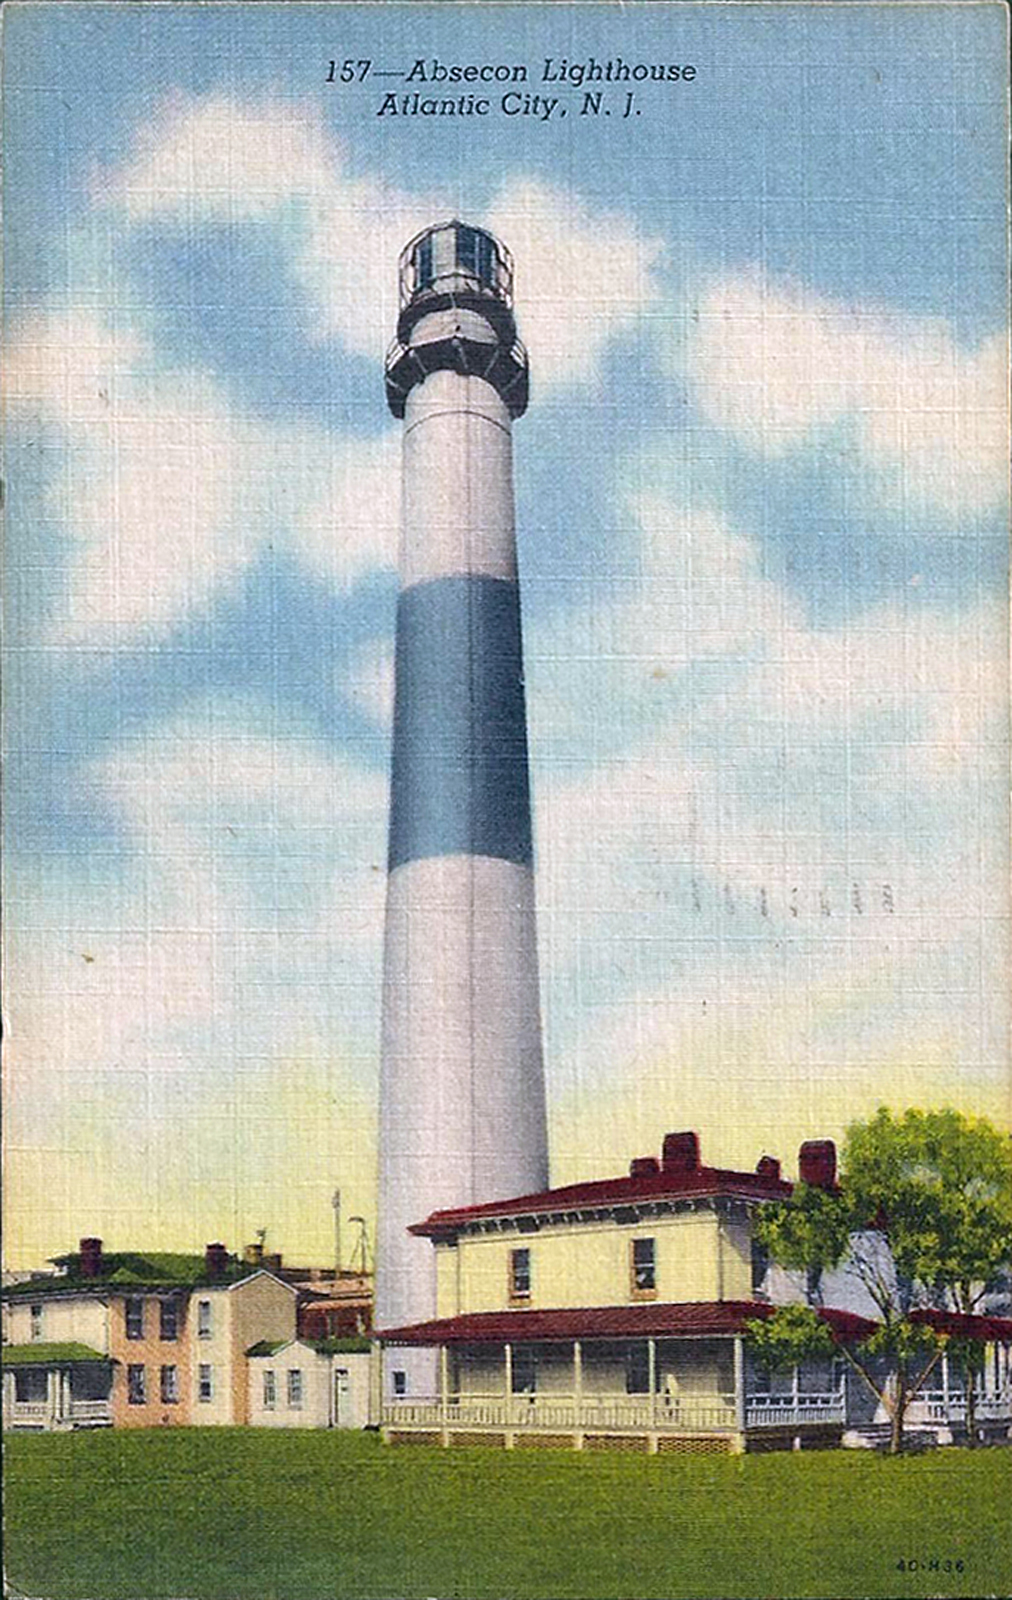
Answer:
[311, 1335, 372, 1355]
[910, 1309, 1012, 1341]
[2, 1342, 112, 1366]
[246, 1339, 289, 1358]
[378, 1300, 876, 1346]
[3, 1250, 252, 1301]
[411, 1165, 794, 1238]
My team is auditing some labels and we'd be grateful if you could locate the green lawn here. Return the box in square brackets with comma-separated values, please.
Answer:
[4, 1430, 1010, 1600]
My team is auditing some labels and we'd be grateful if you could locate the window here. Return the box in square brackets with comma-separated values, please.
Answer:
[263, 1370, 276, 1409]
[750, 1238, 770, 1295]
[415, 233, 434, 291]
[509, 1247, 531, 1301]
[287, 1369, 303, 1409]
[457, 225, 495, 287]
[160, 1365, 178, 1404]
[159, 1300, 178, 1341]
[197, 1299, 212, 1339]
[511, 1349, 537, 1394]
[125, 1298, 144, 1340]
[198, 1364, 213, 1402]
[626, 1345, 651, 1395]
[29, 1304, 43, 1342]
[631, 1238, 657, 1296]
[15, 1370, 48, 1402]
[127, 1364, 146, 1405]
[392, 1370, 407, 1398]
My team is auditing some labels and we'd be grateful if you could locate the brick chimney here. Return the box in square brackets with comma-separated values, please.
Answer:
[756, 1155, 781, 1182]
[629, 1156, 660, 1178]
[662, 1131, 700, 1173]
[204, 1242, 229, 1279]
[79, 1237, 103, 1278]
[798, 1140, 837, 1189]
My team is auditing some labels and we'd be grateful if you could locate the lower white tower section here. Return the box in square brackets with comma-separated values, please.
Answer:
[377, 224, 549, 1386]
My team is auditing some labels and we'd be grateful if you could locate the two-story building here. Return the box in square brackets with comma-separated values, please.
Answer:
[377, 1131, 1012, 1453]
[2, 1239, 297, 1430]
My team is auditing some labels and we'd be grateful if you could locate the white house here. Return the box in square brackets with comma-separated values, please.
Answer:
[246, 1338, 371, 1429]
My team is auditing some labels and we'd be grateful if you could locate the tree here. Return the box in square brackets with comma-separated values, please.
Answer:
[746, 1107, 1012, 1453]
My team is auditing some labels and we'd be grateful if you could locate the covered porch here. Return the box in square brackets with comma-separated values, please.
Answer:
[378, 1302, 863, 1452]
[2, 1344, 115, 1431]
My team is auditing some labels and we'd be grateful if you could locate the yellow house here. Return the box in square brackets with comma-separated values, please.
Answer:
[378, 1131, 871, 1453]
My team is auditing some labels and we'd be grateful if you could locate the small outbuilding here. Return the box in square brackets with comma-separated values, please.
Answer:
[246, 1337, 371, 1429]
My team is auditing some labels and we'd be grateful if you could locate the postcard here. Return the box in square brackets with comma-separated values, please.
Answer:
[3, 3, 1010, 1598]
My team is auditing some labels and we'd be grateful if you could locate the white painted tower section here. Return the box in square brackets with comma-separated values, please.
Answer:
[377, 225, 549, 1387]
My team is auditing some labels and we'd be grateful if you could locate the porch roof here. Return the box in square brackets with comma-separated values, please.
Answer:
[910, 1309, 1012, 1342]
[378, 1300, 877, 1346]
[2, 1342, 112, 1367]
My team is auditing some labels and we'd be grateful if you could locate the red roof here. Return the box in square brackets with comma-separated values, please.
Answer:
[910, 1308, 1012, 1342]
[378, 1300, 876, 1346]
[411, 1165, 794, 1238]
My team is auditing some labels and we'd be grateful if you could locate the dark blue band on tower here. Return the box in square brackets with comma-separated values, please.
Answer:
[388, 575, 534, 871]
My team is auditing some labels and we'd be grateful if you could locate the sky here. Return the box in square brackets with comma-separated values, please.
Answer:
[3, 2, 1009, 1270]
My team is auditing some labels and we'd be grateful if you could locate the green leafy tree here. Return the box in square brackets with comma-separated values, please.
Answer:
[746, 1108, 1012, 1454]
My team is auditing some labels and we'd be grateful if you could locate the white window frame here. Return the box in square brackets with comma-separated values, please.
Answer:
[263, 1370, 276, 1410]
[392, 1370, 407, 1398]
[287, 1369, 304, 1409]
[509, 1247, 531, 1301]
[29, 1304, 43, 1342]
[197, 1299, 212, 1339]
[631, 1237, 657, 1297]
[160, 1364, 179, 1404]
[198, 1363, 213, 1402]
[127, 1363, 146, 1405]
[159, 1299, 179, 1341]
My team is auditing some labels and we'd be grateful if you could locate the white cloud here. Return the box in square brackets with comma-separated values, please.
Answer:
[345, 637, 395, 730]
[529, 490, 1009, 1073]
[485, 177, 664, 386]
[13, 100, 662, 644]
[685, 273, 1009, 516]
[4, 699, 388, 1262]
[99, 95, 661, 389]
[6, 310, 400, 642]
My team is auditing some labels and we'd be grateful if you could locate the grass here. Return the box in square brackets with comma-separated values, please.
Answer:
[4, 1430, 1011, 1600]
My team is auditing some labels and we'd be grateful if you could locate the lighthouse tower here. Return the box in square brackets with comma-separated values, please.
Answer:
[377, 222, 549, 1381]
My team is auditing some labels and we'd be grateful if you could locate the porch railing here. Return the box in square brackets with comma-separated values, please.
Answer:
[745, 1393, 845, 1428]
[3, 1398, 112, 1429]
[4, 1401, 50, 1424]
[909, 1390, 1012, 1425]
[68, 1400, 113, 1423]
[383, 1393, 739, 1432]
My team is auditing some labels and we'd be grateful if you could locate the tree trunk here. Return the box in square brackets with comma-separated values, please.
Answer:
[965, 1369, 978, 1448]
[889, 1378, 907, 1455]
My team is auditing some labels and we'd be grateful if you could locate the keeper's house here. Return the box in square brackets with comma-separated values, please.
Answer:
[377, 1131, 1012, 1454]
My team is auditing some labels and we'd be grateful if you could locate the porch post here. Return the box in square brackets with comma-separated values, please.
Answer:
[734, 1337, 746, 1433]
[648, 1338, 656, 1428]
[573, 1340, 582, 1408]
[368, 1339, 383, 1429]
[504, 1342, 512, 1425]
[46, 1369, 59, 1428]
[941, 1349, 950, 1416]
[439, 1344, 449, 1445]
